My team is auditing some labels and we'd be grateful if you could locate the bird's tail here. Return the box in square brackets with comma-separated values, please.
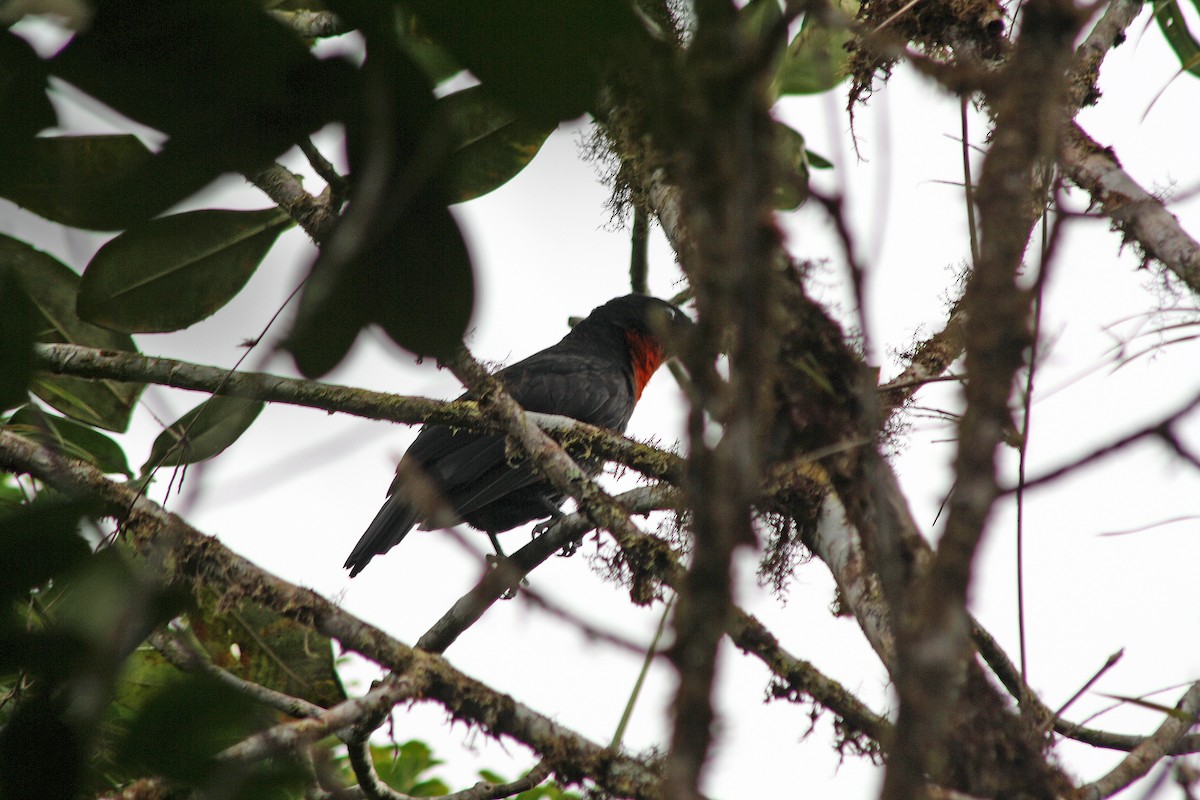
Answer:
[344, 495, 419, 577]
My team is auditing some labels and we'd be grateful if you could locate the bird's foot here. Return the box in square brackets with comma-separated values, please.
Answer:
[530, 512, 581, 557]
[485, 551, 528, 599]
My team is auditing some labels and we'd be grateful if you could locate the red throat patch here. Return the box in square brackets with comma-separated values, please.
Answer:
[625, 330, 665, 400]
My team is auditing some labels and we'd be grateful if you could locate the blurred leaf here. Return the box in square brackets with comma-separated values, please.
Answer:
[192, 590, 345, 710]
[437, 85, 556, 203]
[776, 8, 852, 96]
[397, 6, 464, 85]
[0, 266, 37, 411]
[806, 148, 834, 169]
[48, 0, 357, 227]
[0, 135, 154, 231]
[282, 268, 367, 379]
[370, 199, 474, 359]
[141, 396, 264, 474]
[741, 0, 787, 66]
[403, 0, 650, 120]
[1, 234, 143, 431]
[118, 673, 269, 784]
[773, 122, 810, 210]
[286, 19, 473, 374]
[1155, 0, 1200, 78]
[0, 30, 57, 190]
[370, 741, 449, 795]
[5, 406, 133, 477]
[0, 694, 86, 800]
[78, 208, 292, 333]
[288, 194, 474, 375]
[0, 499, 92, 605]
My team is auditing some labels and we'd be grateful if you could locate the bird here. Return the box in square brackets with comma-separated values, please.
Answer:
[344, 294, 689, 576]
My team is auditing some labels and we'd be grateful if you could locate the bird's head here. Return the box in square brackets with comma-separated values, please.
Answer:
[575, 294, 691, 399]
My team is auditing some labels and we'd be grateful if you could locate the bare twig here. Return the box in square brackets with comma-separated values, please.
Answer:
[148, 629, 327, 720]
[1079, 682, 1200, 800]
[882, 0, 1086, 795]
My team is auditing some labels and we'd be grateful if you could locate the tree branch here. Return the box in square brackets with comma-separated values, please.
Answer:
[883, 0, 1085, 796]
[0, 430, 668, 800]
[1059, 122, 1200, 296]
[31, 342, 683, 486]
[1079, 682, 1200, 800]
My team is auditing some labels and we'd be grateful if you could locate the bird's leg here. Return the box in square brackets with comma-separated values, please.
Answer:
[484, 533, 527, 599]
[531, 502, 582, 556]
[488, 532, 507, 559]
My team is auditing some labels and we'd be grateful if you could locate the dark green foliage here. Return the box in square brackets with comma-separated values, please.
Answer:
[285, 8, 474, 372]
[192, 590, 346, 711]
[0, 499, 92, 607]
[78, 209, 293, 333]
[402, 0, 651, 121]
[48, 0, 358, 229]
[0, 31, 57, 190]
[0, 135, 154, 231]
[141, 396, 265, 475]
[369, 741, 451, 796]
[0, 235, 143, 432]
[437, 86, 558, 203]
[0, 267, 37, 412]
[5, 406, 133, 477]
[1156, 0, 1200, 78]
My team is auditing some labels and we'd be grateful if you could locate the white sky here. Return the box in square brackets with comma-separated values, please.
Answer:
[4, 5, 1200, 797]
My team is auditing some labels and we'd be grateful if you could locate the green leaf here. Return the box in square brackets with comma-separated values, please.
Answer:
[141, 395, 264, 474]
[0, 499, 93, 604]
[0, 31, 57, 190]
[78, 208, 293, 333]
[0, 693, 87, 800]
[806, 148, 834, 169]
[773, 122, 811, 210]
[437, 85, 556, 203]
[286, 30, 473, 374]
[741, 0, 787, 66]
[403, 0, 650, 120]
[118, 674, 269, 784]
[0, 235, 142, 431]
[1155, 0, 1200, 78]
[191, 590, 345, 710]
[6, 405, 133, 477]
[397, 7, 465, 85]
[0, 135, 154, 231]
[370, 741, 448, 795]
[370, 200, 474, 360]
[48, 0, 357, 228]
[0, 266, 38, 411]
[775, 4, 853, 96]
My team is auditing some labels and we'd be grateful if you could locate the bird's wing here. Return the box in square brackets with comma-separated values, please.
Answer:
[415, 354, 637, 521]
[501, 351, 636, 431]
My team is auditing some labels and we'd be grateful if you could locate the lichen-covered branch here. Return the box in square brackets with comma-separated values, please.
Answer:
[0, 430, 668, 800]
[31, 343, 683, 486]
[1059, 122, 1200, 296]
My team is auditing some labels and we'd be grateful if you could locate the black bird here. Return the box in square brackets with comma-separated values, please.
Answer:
[345, 294, 688, 576]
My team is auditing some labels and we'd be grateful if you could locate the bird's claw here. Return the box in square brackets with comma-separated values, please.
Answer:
[486, 552, 528, 600]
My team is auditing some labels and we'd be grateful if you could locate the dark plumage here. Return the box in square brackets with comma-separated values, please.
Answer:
[344, 294, 688, 576]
